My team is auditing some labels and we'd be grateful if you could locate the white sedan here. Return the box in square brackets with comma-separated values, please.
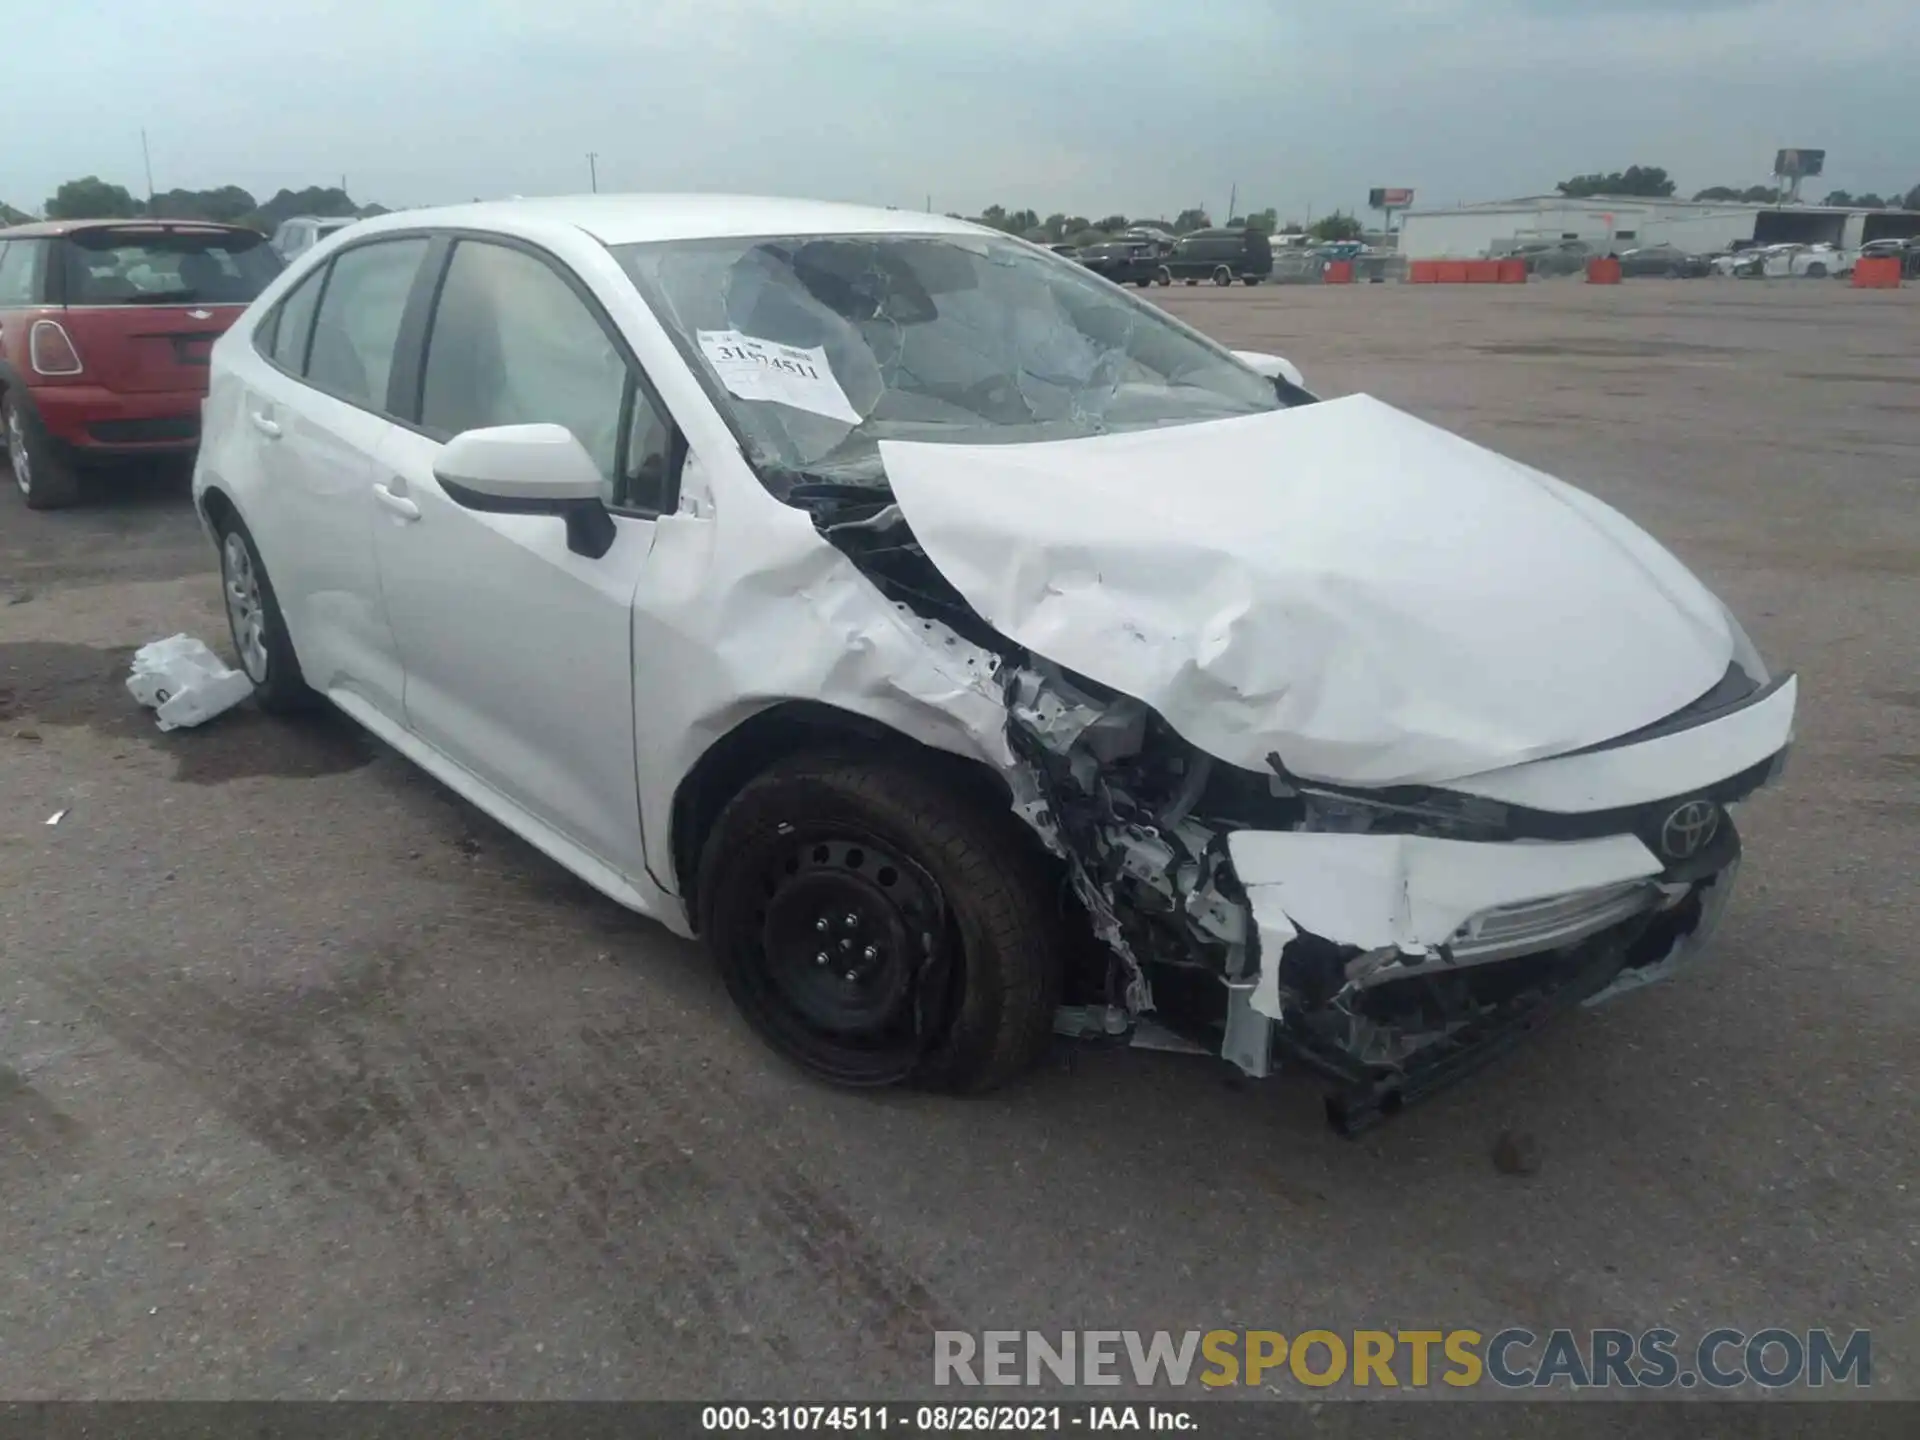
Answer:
[193, 196, 1795, 1130]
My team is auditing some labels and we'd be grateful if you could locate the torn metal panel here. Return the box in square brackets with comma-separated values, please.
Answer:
[879, 397, 1735, 788]
[630, 491, 1019, 920]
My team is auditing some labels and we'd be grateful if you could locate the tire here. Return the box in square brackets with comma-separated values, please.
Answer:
[1212, 266, 1234, 287]
[213, 512, 320, 712]
[1183, 278, 1197, 286]
[5, 392, 83, 511]
[1134, 277, 1151, 288]
[1241, 276, 1262, 286]
[1156, 268, 1171, 286]
[1804, 263, 1826, 278]
[698, 752, 1062, 1093]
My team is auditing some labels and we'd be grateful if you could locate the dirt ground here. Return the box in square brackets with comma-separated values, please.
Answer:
[1, 279, 1915, 1400]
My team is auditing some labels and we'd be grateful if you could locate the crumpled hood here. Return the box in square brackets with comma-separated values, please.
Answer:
[878, 394, 1734, 786]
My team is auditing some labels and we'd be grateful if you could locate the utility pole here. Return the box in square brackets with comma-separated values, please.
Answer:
[1227, 182, 1237, 224]
[140, 128, 155, 209]
[587, 152, 599, 194]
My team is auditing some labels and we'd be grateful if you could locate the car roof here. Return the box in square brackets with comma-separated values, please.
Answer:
[344, 194, 986, 247]
[0, 218, 259, 240]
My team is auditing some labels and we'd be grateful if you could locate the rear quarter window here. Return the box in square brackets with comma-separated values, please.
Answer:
[265, 264, 328, 374]
[0, 239, 46, 306]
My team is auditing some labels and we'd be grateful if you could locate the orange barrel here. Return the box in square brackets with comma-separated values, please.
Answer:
[1587, 257, 1622, 284]
[1852, 256, 1903, 288]
[1437, 260, 1470, 284]
[1324, 260, 1354, 284]
[1498, 258, 1528, 283]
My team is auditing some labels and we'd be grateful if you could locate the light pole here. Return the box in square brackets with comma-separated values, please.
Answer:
[587, 152, 599, 194]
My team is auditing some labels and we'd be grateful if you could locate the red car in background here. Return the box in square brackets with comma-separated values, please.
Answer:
[0, 219, 283, 509]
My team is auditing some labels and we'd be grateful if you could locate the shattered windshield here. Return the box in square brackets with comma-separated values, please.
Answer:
[614, 232, 1284, 494]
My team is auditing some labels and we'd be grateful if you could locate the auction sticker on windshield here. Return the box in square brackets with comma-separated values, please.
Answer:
[697, 329, 861, 424]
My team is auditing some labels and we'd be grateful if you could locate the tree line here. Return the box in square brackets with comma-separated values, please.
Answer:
[4, 176, 1387, 247]
[2, 175, 384, 233]
[1556, 166, 1920, 209]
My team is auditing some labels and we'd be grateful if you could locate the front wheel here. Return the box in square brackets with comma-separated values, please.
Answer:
[1156, 267, 1171, 286]
[698, 753, 1062, 1093]
[1212, 266, 1234, 286]
[5, 393, 82, 510]
[215, 514, 320, 712]
[1241, 276, 1262, 286]
[1804, 263, 1827, 278]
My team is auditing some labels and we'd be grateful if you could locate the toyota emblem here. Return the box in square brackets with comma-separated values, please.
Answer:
[1659, 800, 1719, 860]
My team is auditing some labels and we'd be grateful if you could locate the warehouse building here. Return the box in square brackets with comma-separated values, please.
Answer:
[1398, 195, 1920, 258]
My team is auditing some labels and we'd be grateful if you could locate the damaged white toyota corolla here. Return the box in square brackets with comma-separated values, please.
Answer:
[194, 197, 1794, 1130]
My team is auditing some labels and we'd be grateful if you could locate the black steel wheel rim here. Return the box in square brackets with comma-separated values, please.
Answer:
[743, 828, 950, 1075]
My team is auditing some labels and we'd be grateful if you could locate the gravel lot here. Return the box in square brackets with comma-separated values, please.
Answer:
[2, 279, 1915, 1400]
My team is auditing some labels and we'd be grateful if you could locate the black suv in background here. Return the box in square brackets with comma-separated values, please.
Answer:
[1162, 227, 1274, 286]
[1075, 239, 1167, 287]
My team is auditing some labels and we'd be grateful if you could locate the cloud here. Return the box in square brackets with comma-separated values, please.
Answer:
[1, 0, 1913, 222]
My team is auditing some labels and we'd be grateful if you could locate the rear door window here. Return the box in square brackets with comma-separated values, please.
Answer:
[305, 238, 431, 411]
[59, 227, 283, 306]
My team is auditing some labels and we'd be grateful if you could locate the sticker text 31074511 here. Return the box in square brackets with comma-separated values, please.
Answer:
[696, 328, 862, 424]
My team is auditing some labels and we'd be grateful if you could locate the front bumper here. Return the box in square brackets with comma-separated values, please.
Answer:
[1217, 832, 1742, 1132]
[1208, 698, 1783, 1132]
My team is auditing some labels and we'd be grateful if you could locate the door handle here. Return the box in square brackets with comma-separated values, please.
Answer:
[249, 410, 281, 439]
[373, 482, 420, 521]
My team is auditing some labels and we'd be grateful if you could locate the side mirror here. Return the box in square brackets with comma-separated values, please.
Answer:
[1231, 350, 1307, 389]
[433, 423, 616, 559]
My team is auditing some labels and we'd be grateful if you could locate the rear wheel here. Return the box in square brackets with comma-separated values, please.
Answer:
[5, 393, 82, 511]
[1212, 266, 1234, 286]
[214, 514, 320, 712]
[1241, 276, 1262, 286]
[1156, 267, 1171, 286]
[1804, 262, 1827, 278]
[698, 753, 1062, 1093]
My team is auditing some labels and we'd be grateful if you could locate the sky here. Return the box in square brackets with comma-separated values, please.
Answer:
[5, 0, 1917, 222]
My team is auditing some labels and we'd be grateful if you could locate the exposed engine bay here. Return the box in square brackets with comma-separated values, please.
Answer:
[802, 483, 1775, 1132]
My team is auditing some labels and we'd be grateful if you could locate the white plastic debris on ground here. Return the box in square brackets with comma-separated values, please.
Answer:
[126, 634, 254, 731]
